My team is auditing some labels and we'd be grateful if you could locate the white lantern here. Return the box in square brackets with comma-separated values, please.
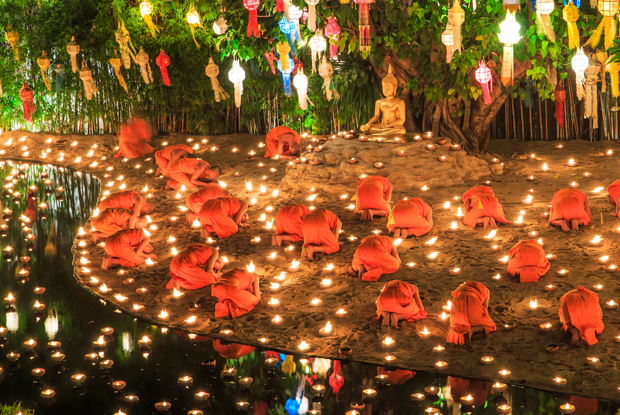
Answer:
[309, 30, 327, 73]
[498, 11, 521, 86]
[139, 0, 159, 38]
[306, 0, 320, 31]
[441, 23, 454, 63]
[572, 47, 589, 90]
[536, 0, 556, 41]
[228, 60, 246, 108]
[319, 55, 336, 101]
[213, 8, 228, 35]
[293, 68, 309, 110]
[289, 5, 303, 42]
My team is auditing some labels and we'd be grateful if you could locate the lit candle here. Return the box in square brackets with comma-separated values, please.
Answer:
[434, 361, 447, 369]
[112, 380, 126, 391]
[498, 369, 511, 377]
[605, 299, 618, 310]
[480, 356, 495, 364]
[298, 341, 310, 351]
[566, 158, 577, 167]
[529, 298, 538, 309]
[491, 382, 507, 392]
[41, 389, 55, 398]
[178, 375, 193, 386]
[433, 345, 445, 352]
[559, 403, 575, 414]
[497, 404, 512, 415]
[552, 376, 567, 385]
[586, 356, 600, 365]
[592, 284, 604, 292]
[382, 336, 396, 349]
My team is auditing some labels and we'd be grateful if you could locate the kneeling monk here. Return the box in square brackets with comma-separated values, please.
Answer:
[166, 158, 222, 190]
[166, 244, 222, 290]
[97, 190, 154, 216]
[559, 287, 604, 346]
[549, 188, 591, 231]
[355, 176, 392, 221]
[264, 126, 301, 159]
[198, 197, 248, 239]
[447, 281, 496, 345]
[507, 239, 550, 282]
[462, 185, 509, 229]
[272, 204, 311, 246]
[387, 198, 433, 238]
[155, 144, 193, 177]
[376, 280, 426, 328]
[212, 268, 261, 318]
[114, 118, 154, 159]
[301, 209, 341, 260]
[101, 229, 155, 270]
[607, 180, 620, 217]
[352, 235, 400, 281]
[186, 183, 230, 223]
[91, 207, 146, 243]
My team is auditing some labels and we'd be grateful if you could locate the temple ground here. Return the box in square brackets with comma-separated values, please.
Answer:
[4, 130, 620, 401]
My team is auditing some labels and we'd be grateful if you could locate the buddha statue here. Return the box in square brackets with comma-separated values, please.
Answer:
[360, 64, 407, 137]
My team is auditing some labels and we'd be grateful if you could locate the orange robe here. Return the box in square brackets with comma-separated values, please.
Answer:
[462, 185, 509, 228]
[507, 239, 550, 282]
[114, 119, 154, 159]
[186, 183, 230, 214]
[275, 204, 311, 242]
[103, 229, 147, 268]
[155, 144, 194, 177]
[212, 340, 255, 359]
[375, 280, 427, 321]
[301, 209, 340, 254]
[91, 208, 133, 236]
[24, 191, 37, 224]
[387, 198, 432, 236]
[355, 176, 392, 216]
[211, 268, 260, 318]
[166, 244, 217, 290]
[549, 188, 591, 226]
[463, 185, 494, 201]
[569, 396, 598, 415]
[448, 377, 490, 407]
[447, 281, 496, 345]
[264, 126, 300, 158]
[559, 287, 604, 346]
[167, 158, 212, 190]
[352, 235, 400, 281]
[98, 191, 141, 213]
[376, 366, 415, 385]
[198, 197, 242, 239]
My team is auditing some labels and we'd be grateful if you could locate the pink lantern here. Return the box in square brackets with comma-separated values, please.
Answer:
[354, 0, 374, 52]
[243, 0, 261, 37]
[324, 17, 340, 59]
[474, 60, 493, 105]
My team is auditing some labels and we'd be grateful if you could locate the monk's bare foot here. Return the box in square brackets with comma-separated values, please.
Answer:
[380, 312, 391, 327]
[300, 246, 308, 259]
[570, 218, 579, 231]
[390, 313, 400, 328]
[200, 228, 210, 239]
[187, 213, 197, 223]
[560, 220, 571, 232]
[272, 235, 281, 246]
[92, 235, 101, 244]
[358, 267, 364, 279]
[400, 229, 409, 238]
[101, 257, 111, 270]
[360, 210, 368, 221]
[392, 228, 401, 238]
[488, 218, 497, 228]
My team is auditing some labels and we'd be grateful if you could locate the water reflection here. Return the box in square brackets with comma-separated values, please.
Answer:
[0, 160, 617, 414]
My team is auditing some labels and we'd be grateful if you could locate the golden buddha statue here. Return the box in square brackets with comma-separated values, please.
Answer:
[360, 64, 407, 137]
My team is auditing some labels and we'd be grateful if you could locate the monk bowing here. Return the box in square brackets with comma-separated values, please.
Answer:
[166, 244, 222, 290]
[549, 188, 591, 231]
[165, 158, 222, 190]
[462, 185, 509, 228]
[376, 280, 426, 328]
[507, 239, 550, 282]
[211, 268, 261, 318]
[114, 118, 154, 159]
[264, 126, 301, 159]
[351, 235, 400, 281]
[301, 208, 341, 260]
[355, 176, 392, 221]
[607, 179, 620, 216]
[101, 229, 156, 270]
[447, 281, 496, 345]
[155, 144, 193, 177]
[387, 198, 433, 238]
[186, 183, 230, 222]
[198, 196, 248, 239]
[91, 207, 146, 243]
[272, 204, 311, 246]
[559, 287, 604, 346]
[97, 190, 154, 216]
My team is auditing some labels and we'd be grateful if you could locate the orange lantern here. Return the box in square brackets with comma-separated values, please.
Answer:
[244, 0, 261, 38]
[354, 0, 374, 53]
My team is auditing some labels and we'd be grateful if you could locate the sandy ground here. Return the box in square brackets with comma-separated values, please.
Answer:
[3, 130, 620, 401]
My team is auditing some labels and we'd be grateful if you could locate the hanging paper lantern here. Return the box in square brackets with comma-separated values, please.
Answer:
[563, 1, 579, 49]
[186, 5, 204, 48]
[52, 60, 65, 91]
[354, 0, 374, 53]
[278, 0, 291, 20]
[139, 0, 159, 38]
[0, 79, 3, 99]
[535, 0, 556, 41]
[265, 49, 277, 74]
[448, 0, 465, 54]
[293, 68, 309, 110]
[339, 0, 351, 3]
[441, 23, 454, 63]
[244, 0, 261, 38]
[5, 27, 19, 61]
[279, 17, 297, 53]
[228, 60, 246, 108]
[554, 83, 566, 128]
[109, 56, 129, 92]
[566, 0, 581, 6]
[319, 55, 336, 101]
[277, 41, 292, 73]
[588, 0, 619, 51]
[498, 11, 521, 86]
[474, 60, 493, 105]
[503, 0, 520, 11]
[37, 51, 52, 91]
[156, 50, 171, 86]
[572, 47, 589, 101]
[591, 0, 598, 6]
[136, 48, 154, 85]
[277, 56, 295, 96]
[288, 5, 303, 42]
[115, 21, 137, 70]
[67, 36, 80, 73]
[19, 83, 34, 123]
[213, 7, 228, 35]
[584, 58, 600, 128]
[79, 62, 98, 100]
[306, 0, 320, 31]
[607, 57, 620, 98]
[206, 57, 230, 103]
[309, 30, 327, 73]
[324, 17, 340, 59]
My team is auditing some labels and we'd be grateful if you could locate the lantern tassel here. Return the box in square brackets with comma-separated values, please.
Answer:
[142, 15, 159, 38]
[608, 60, 620, 98]
[190, 26, 200, 48]
[247, 9, 260, 37]
[264, 51, 277, 74]
[0, 78, 3, 99]
[323, 77, 332, 101]
[234, 83, 243, 108]
[308, 4, 317, 31]
[588, 16, 616, 50]
[446, 44, 454, 63]
[39, 66, 51, 91]
[535, 12, 556, 42]
[554, 84, 566, 128]
[584, 61, 600, 128]
[481, 83, 492, 105]
[590, 0, 597, 7]
[110, 58, 129, 92]
[501, 45, 514, 86]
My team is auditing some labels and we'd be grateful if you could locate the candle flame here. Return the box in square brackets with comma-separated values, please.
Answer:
[246, 261, 256, 273]
[529, 298, 538, 308]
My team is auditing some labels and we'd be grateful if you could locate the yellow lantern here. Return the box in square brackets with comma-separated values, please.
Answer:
[588, 0, 619, 50]
[37, 51, 52, 91]
[109, 56, 129, 92]
[498, 11, 521, 86]
[67, 36, 80, 73]
[5, 27, 19, 61]
[140, 0, 159, 38]
[206, 57, 229, 103]
[563, 2, 579, 49]
[187, 4, 204, 48]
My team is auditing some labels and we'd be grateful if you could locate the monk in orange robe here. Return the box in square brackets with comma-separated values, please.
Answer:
[91, 207, 146, 243]
[607, 179, 620, 216]
[568, 396, 598, 415]
[549, 188, 591, 231]
[559, 287, 604, 346]
[301, 209, 341, 260]
[166, 244, 222, 290]
[198, 197, 248, 239]
[165, 158, 222, 190]
[507, 239, 550, 282]
[352, 235, 400, 281]
[376, 280, 426, 327]
[186, 183, 230, 223]
[155, 144, 193, 177]
[376, 366, 415, 385]
[448, 377, 489, 407]
[114, 118, 154, 159]
[212, 339, 255, 359]
[97, 190, 154, 216]
[462, 185, 509, 228]
[355, 176, 392, 221]
[447, 281, 496, 345]
[264, 126, 301, 159]
[272, 204, 311, 246]
[387, 198, 432, 238]
[23, 190, 38, 224]
[211, 268, 261, 318]
[101, 229, 155, 270]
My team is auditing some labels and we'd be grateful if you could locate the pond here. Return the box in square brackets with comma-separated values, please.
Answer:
[0, 160, 617, 415]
